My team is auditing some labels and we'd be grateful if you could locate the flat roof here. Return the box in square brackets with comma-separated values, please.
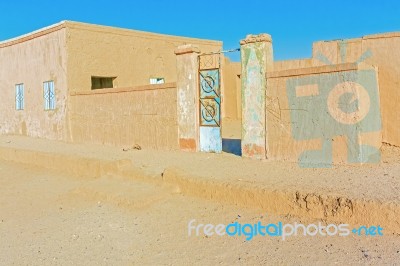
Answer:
[0, 20, 222, 48]
[314, 31, 400, 44]
[0, 21, 66, 48]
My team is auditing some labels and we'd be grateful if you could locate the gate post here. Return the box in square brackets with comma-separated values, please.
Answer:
[240, 34, 273, 159]
[175, 44, 200, 152]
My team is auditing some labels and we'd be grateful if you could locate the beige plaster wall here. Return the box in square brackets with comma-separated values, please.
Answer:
[69, 83, 178, 149]
[362, 34, 400, 147]
[0, 25, 68, 141]
[65, 21, 222, 93]
[312, 33, 400, 146]
[222, 58, 314, 123]
[221, 57, 241, 119]
[312, 38, 362, 66]
[273, 58, 313, 71]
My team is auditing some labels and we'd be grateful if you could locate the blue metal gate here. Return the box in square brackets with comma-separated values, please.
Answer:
[198, 54, 222, 152]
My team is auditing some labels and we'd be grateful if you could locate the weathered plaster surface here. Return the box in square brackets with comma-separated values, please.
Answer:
[69, 83, 178, 149]
[312, 33, 400, 146]
[240, 34, 273, 159]
[0, 27, 68, 141]
[175, 45, 200, 151]
[65, 21, 222, 93]
[1, 21, 222, 149]
[266, 64, 382, 164]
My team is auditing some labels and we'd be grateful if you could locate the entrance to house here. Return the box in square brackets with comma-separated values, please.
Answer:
[198, 53, 222, 152]
[198, 49, 241, 155]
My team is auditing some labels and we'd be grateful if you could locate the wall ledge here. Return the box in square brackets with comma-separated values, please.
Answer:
[267, 63, 359, 78]
[363, 32, 400, 40]
[70, 82, 177, 96]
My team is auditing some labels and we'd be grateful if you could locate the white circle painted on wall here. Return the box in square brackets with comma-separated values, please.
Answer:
[327, 81, 371, 125]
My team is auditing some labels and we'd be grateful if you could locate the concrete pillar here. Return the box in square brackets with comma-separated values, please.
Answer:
[175, 44, 200, 152]
[240, 34, 273, 159]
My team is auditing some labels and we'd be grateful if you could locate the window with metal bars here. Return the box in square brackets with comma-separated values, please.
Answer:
[43, 81, 55, 110]
[15, 83, 24, 110]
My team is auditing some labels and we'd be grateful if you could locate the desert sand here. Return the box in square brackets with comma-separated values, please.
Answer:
[0, 135, 400, 264]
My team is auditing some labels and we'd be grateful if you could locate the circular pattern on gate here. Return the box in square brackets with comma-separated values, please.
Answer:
[201, 76, 215, 93]
[202, 104, 216, 122]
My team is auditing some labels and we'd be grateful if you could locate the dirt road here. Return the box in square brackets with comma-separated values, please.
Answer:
[0, 160, 399, 265]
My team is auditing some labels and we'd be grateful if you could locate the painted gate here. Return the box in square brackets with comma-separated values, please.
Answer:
[198, 53, 222, 152]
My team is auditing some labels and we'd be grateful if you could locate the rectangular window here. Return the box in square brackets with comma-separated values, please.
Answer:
[15, 83, 24, 110]
[43, 81, 56, 110]
[91, 76, 115, 90]
[150, 78, 165, 84]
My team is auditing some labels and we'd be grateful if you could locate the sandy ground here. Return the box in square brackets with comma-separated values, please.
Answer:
[1, 160, 400, 265]
[1, 135, 400, 202]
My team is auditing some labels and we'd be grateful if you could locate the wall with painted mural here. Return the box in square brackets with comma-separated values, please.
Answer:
[266, 63, 382, 166]
[239, 33, 388, 167]
[312, 33, 400, 147]
[2, 20, 398, 162]
[237, 31, 400, 165]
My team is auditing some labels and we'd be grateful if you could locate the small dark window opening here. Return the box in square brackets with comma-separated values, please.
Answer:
[91, 76, 116, 90]
[150, 77, 165, 84]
